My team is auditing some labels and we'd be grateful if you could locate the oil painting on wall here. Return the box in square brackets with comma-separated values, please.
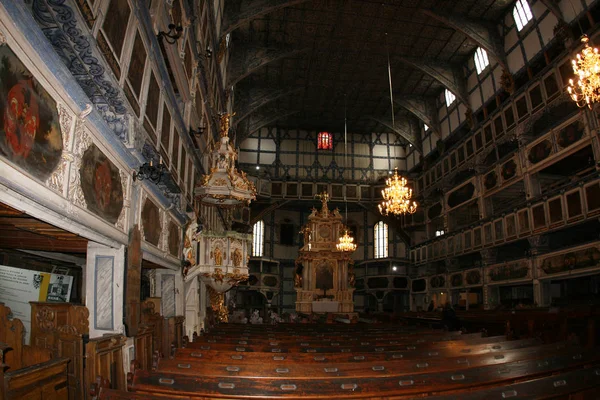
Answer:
[168, 221, 180, 257]
[80, 144, 124, 224]
[142, 198, 161, 246]
[0, 44, 62, 180]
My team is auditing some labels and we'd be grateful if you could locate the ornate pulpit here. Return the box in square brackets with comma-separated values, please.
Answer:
[295, 194, 355, 314]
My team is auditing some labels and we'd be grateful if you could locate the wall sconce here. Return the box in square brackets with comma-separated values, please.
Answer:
[197, 43, 212, 59]
[157, 23, 183, 45]
[190, 126, 205, 136]
[133, 160, 166, 183]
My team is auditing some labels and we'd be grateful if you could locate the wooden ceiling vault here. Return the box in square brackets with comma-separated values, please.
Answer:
[228, 0, 516, 146]
[0, 203, 88, 254]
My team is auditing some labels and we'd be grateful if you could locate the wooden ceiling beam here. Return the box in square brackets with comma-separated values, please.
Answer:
[234, 84, 303, 123]
[369, 116, 423, 154]
[398, 57, 470, 108]
[221, 0, 311, 38]
[227, 45, 309, 87]
[421, 9, 508, 70]
[394, 96, 441, 140]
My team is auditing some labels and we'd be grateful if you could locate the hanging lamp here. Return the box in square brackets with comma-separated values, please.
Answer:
[378, 32, 418, 216]
[337, 95, 357, 252]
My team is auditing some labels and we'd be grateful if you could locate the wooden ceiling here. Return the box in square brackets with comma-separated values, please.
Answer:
[231, 0, 514, 136]
[0, 203, 88, 253]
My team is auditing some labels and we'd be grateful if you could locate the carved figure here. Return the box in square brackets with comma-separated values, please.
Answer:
[214, 247, 223, 266]
[219, 112, 236, 137]
[249, 309, 263, 324]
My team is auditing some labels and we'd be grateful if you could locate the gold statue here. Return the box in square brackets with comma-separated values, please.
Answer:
[315, 192, 329, 216]
[299, 225, 311, 245]
[219, 112, 236, 138]
[214, 247, 223, 266]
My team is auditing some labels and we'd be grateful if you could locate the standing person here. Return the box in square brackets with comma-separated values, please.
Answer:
[442, 302, 459, 331]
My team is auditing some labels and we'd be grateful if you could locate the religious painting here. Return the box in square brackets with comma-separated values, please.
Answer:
[80, 144, 124, 224]
[0, 44, 62, 180]
[556, 120, 584, 148]
[142, 198, 161, 246]
[430, 275, 445, 288]
[501, 159, 517, 181]
[541, 247, 600, 275]
[168, 221, 180, 257]
[102, 0, 130, 59]
[451, 273, 463, 287]
[447, 182, 475, 209]
[315, 261, 333, 293]
[528, 140, 552, 164]
[466, 270, 481, 285]
[484, 170, 497, 191]
[489, 261, 529, 282]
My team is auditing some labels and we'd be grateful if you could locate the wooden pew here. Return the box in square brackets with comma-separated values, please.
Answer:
[182, 334, 505, 354]
[0, 304, 70, 400]
[126, 345, 600, 398]
[155, 342, 582, 379]
[172, 337, 541, 364]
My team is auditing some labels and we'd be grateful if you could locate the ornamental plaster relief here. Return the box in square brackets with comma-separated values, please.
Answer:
[45, 103, 76, 195]
[0, 29, 5, 46]
[66, 117, 92, 215]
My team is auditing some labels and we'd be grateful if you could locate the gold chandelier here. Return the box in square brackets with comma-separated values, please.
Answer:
[568, 35, 600, 109]
[337, 228, 357, 252]
[379, 168, 417, 216]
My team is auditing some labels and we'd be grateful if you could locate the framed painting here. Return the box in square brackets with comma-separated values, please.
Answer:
[0, 44, 62, 179]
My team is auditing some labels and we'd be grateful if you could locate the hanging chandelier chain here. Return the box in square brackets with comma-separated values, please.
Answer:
[386, 32, 395, 128]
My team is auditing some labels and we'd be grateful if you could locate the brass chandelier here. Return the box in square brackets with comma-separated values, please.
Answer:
[337, 229, 357, 252]
[378, 168, 417, 216]
[336, 95, 357, 252]
[568, 35, 600, 109]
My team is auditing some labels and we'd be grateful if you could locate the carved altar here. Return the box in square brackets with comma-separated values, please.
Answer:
[295, 194, 355, 314]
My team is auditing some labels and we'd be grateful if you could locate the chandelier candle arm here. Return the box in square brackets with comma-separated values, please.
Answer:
[568, 35, 600, 109]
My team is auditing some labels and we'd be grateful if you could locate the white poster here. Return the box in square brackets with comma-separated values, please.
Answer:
[0, 264, 73, 343]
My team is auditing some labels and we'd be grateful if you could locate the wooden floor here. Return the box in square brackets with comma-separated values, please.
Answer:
[94, 319, 600, 399]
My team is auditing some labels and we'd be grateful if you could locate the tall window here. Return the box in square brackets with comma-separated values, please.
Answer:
[445, 89, 456, 107]
[252, 220, 264, 257]
[474, 47, 489, 74]
[374, 221, 388, 259]
[513, 0, 533, 31]
[317, 131, 333, 150]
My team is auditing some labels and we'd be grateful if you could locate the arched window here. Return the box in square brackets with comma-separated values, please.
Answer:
[513, 0, 533, 31]
[374, 221, 388, 259]
[445, 89, 456, 107]
[474, 47, 489, 75]
[252, 220, 264, 257]
[317, 131, 333, 150]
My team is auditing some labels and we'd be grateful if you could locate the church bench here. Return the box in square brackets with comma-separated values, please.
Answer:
[183, 334, 505, 354]
[155, 342, 581, 379]
[194, 330, 469, 345]
[97, 364, 600, 400]
[126, 346, 600, 399]
[424, 363, 600, 400]
[2, 356, 70, 400]
[172, 337, 541, 364]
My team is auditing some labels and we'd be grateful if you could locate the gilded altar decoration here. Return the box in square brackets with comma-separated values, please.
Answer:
[295, 192, 355, 314]
[196, 112, 256, 206]
[207, 286, 228, 323]
[233, 248, 242, 267]
[185, 230, 251, 322]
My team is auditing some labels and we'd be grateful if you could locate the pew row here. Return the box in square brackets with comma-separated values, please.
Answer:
[126, 345, 600, 398]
